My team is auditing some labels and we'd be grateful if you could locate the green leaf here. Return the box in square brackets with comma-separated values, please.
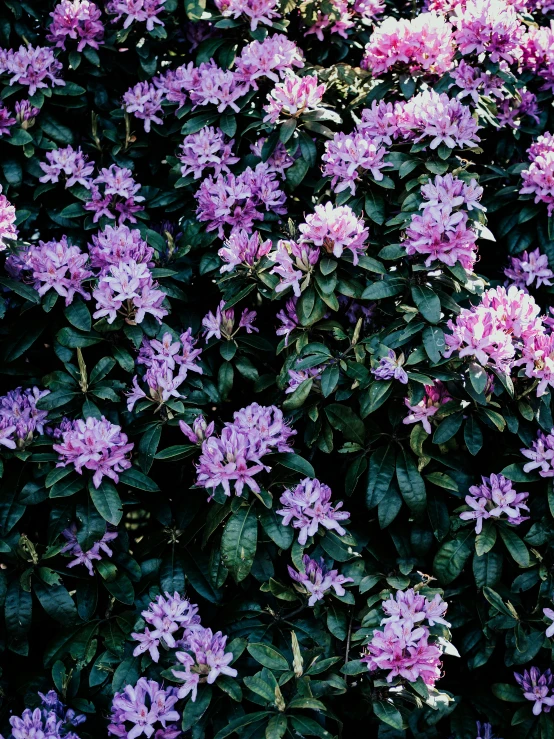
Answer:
[475, 520, 497, 556]
[396, 449, 426, 516]
[183, 686, 212, 731]
[247, 643, 289, 671]
[433, 412, 463, 444]
[76, 499, 106, 551]
[118, 468, 160, 492]
[492, 683, 526, 702]
[221, 504, 258, 582]
[364, 192, 386, 225]
[422, 325, 445, 363]
[433, 531, 474, 584]
[366, 445, 395, 509]
[214, 712, 271, 739]
[362, 277, 405, 300]
[499, 528, 529, 567]
[282, 378, 313, 410]
[34, 581, 78, 624]
[0, 277, 40, 304]
[185, 0, 207, 20]
[112, 657, 140, 693]
[104, 572, 135, 604]
[259, 507, 294, 550]
[289, 716, 332, 738]
[373, 701, 404, 730]
[266, 715, 287, 739]
[274, 453, 315, 478]
[469, 362, 488, 395]
[138, 425, 162, 474]
[89, 480, 123, 525]
[464, 416, 483, 456]
[50, 476, 84, 499]
[324, 404, 365, 445]
[243, 675, 276, 703]
[411, 285, 441, 324]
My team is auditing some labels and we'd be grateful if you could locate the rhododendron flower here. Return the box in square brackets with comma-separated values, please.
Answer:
[180, 415, 214, 445]
[0, 102, 15, 136]
[372, 350, 408, 383]
[0, 46, 65, 96]
[123, 81, 164, 132]
[39, 145, 94, 188]
[214, 0, 281, 31]
[449, 61, 505, 106]
[93, 259, 167, 325]
[53, 416, 134, 488]
[322, 131, 392, 195]
[299, 202, 369, 264]
[276, 477, 350, 544]
[47, 0, 104, 51]
[108, 678, 180, 738]
[521, 429, 554, 476]
[381, 588, 450, 628]
[6, 691, 86, 739]
[270, 239, 319, 297]
[88, 224, 154, 273]
[0, 191, 17, 247]
[514, 668, 554, 715]
[218, 230, 272, 273]
[235, 34, 304, 87]
[288, 554, 354, 606]
[402, 382, 452, 434]
[201, 300, 258, 341]
[453, 0, 525, 64]
[61, 523, 118, 576]
[263, 73, 326, 124]
[179, 127, 239, 180]
[521, 133, 554, 216]
[106, 0, 166, 30]
[544, 607, 554, 638]
[276, 297, 299, 345]
[0, 386, 50, 449]
[505, 247, 554, 289]
[460, 473, 529, 533]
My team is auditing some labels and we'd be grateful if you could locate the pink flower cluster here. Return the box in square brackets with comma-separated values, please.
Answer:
[53, 416, 134, 488]
[202, 300, 258, 341]
[359, 90, 480, 151]
[0, 190, 17, 248]
[85, 164, 145, 224]
[106, 0, 166, 30]
[234, 34, 304, 87]
[61, 523, 118, 576]
[276, 477, 350, 545]
[0, 386, 50, 450]
[108, 678, 179, 739]
[88, 223, 154, 274]
[504, 247, 553, 290]
[362, 12, 455, 76]
[263, 73, 326, 124]
[521, 429, 554, 477]
[270, 240, 320, 297]
[288, 554, 354, 606]
[13, 236, 92, 306]
[92, 259, 167, 325]
[127, 330, 203, 411]
[304, 0, 385, 41]
[218, 230, 272, 273]
[520, 132, 554, 216]
[195, 403, 296, 498]
[362, 588, 448, 686]
[452, 0, 525, 64]
[123, 81, 164, 132]
[213, 0, 281, 31]
[178, 127, 239, 180]
[521, 21, 554, 92]
[39, 145, 94, 189]
[459, 473, 529, 533]
[195, 164, 286, 238]
[298, 202, 369, 264]
[322, 129, 391, 195]
[0, 45, 65, 96]
[402, 382, 452, 435]
[404, 173, 484, 271]
[47, 0, 104, 51]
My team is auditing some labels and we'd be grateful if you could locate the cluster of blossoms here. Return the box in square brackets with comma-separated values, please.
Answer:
[362, 588, 449, 686]
[520, 132, 554, 216]
[7, 236, 92, 306]
[39, 145, 95, 189]
[213, 0, 280, 31]
[288, 554, 354, 606]
[521, 428, 554, 477]
[362, 12, 455, 77]
[0, 46, 65, 96]
[0, 98, 38, 135]
[0, 690, 86, 739]
[360, 90, 480, 151]
[444, 284, 546, 380]
[263, 73, 326, 124]
[452, 0, 525, 64]
[85, 164, 145, 224]
[299, 202, 369, 263]
[276, 477, 350, 545]
[178, 127, 239, 180]
[504, 247, 553, 289]
[0, 102, 15, 136]
[195, 403, 295, 497]
[404, 173, 484, 271]
[47, 0, 105, 51]
[218, 230, 272, 273]
[514, 667, 554, 715]
[195, 164, 286, 238]
[61, 523, 118, 576]
[459, 473, 529, 533]
[202, 300, 257, 341]
[521, 21, 554, 92]
[53, 416, 134, 488]
[92, 260, 167, 325]
[123, 81, 164, 132]
[302, 0, 384, 40]
[402, 382, 452, 435]
[108, 678, 179, 739]
[234, 34, 304, 87]
[0, 188, 17, 247]
[173, 628, 237, 702]
[88, 224, 154, 273]
[372, 349, 408, 384]
[270, 239, 320, 297]
[127, 331, 203, 411]
[0, 387, 50, 450]
[449, 60, 505, 106]
[495, 89, 540, 130]
[105, 0, 166, 30]
[322, 128, 391, 195]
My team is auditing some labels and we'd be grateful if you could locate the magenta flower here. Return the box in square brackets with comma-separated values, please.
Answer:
[453, 0, 525, 65]
[521, 132, 554, 216]
[47, 0, 104, 51]
[53, 416, 134, 488]
[402, 382, 452, 435]
[218, 230, 272, 274]
[106, 0, 166, 30]
[276, 477, 350, 545]
[263, 73, 326, 124]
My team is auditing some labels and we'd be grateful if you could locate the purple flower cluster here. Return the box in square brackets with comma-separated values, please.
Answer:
[1, 690, 86, 739]
[263, 73, 326, 124]
[53, 416, 134, 488]
[195, 164, 286, 238]
[201, 300, 258, 341]
[123, 81, 164, 132]
[47, 0, 105, 51]
[270, 239, 319, 297]
[288, 554, 354, 606]
[89, 224, 154, 273]
[39, 145, 95, 189]
[92, 260, 167, 325]
[0, 386, 50, 450]
[0, 102, 15, 136]
[108, 678, 180, 739]
[520, 132, 554, 216]
[514, 667, 554, 715]
[449, 60, 504, 106]
[127, 330, 203, 411]
[179, 415, 214, 445]
[459, 473, 529, 533]
[453, 0, 524, 64]
[521, 428, 554, 477]
[0, 190, 17, 248]
[178, 127, 239, 180]
[404, 173, 484, 272]
[106, 0, 166, 30]
[276, 297, 300, 346]
[372, 349, 408, 384]
[85, 164, 145, 224]
[276, 477, 350, 545]
[322, 129, 391, 195]
[15, 99, 40, 127]
[218, 230, 272, 274]
[362, 588, 449, 686]
[213, 0, 281, 31]
[195, 403, 296, 497]
[61, 523, 118, 576]
[234, 34, 304, 87]
[0, 46, 65, 96]
[132, 591, 201, 662]
[173, 629, 237, 702]
[504, 247, 554, 290]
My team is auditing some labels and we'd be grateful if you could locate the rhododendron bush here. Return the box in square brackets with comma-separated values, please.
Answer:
[4, 1, 554, 738]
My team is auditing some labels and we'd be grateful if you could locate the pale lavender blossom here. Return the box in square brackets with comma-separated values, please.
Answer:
[106, 0, 166, 30]
[269, 240, 319, 297]
[61, 523, 118, 576]
[381, 588, 450, 629]
[214, 0, 281, 31]
[201, 300, 258, 342]
[0, 386, 50, 449]
[504, 248, 554, 290]
[276, 297, 299, 346]
[372, 350, 408, 384]
[108, 678, 180, 739]
[39, 145, 94, 189]
[544, 607, 554, 639]
[460, 473, 529, 534]
[234, 34, 304, 88]
[0, 45, 65, 96]
[179, 127, 239, 180]
[88, 224, 154, 274]
[298, 202, 369, 265]
[179, 415, 214, 445]
[288, 554, 354, 606]
[276, 477, 350, 545]
[132, 591, 200, 663]
[4, 690, 85, 739]
[123, 81, 164, 132]
[92, 260, 167, 325]
[521, 429, 554, 477]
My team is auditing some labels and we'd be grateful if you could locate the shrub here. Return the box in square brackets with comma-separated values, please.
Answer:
[0, 1, 554, 738]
